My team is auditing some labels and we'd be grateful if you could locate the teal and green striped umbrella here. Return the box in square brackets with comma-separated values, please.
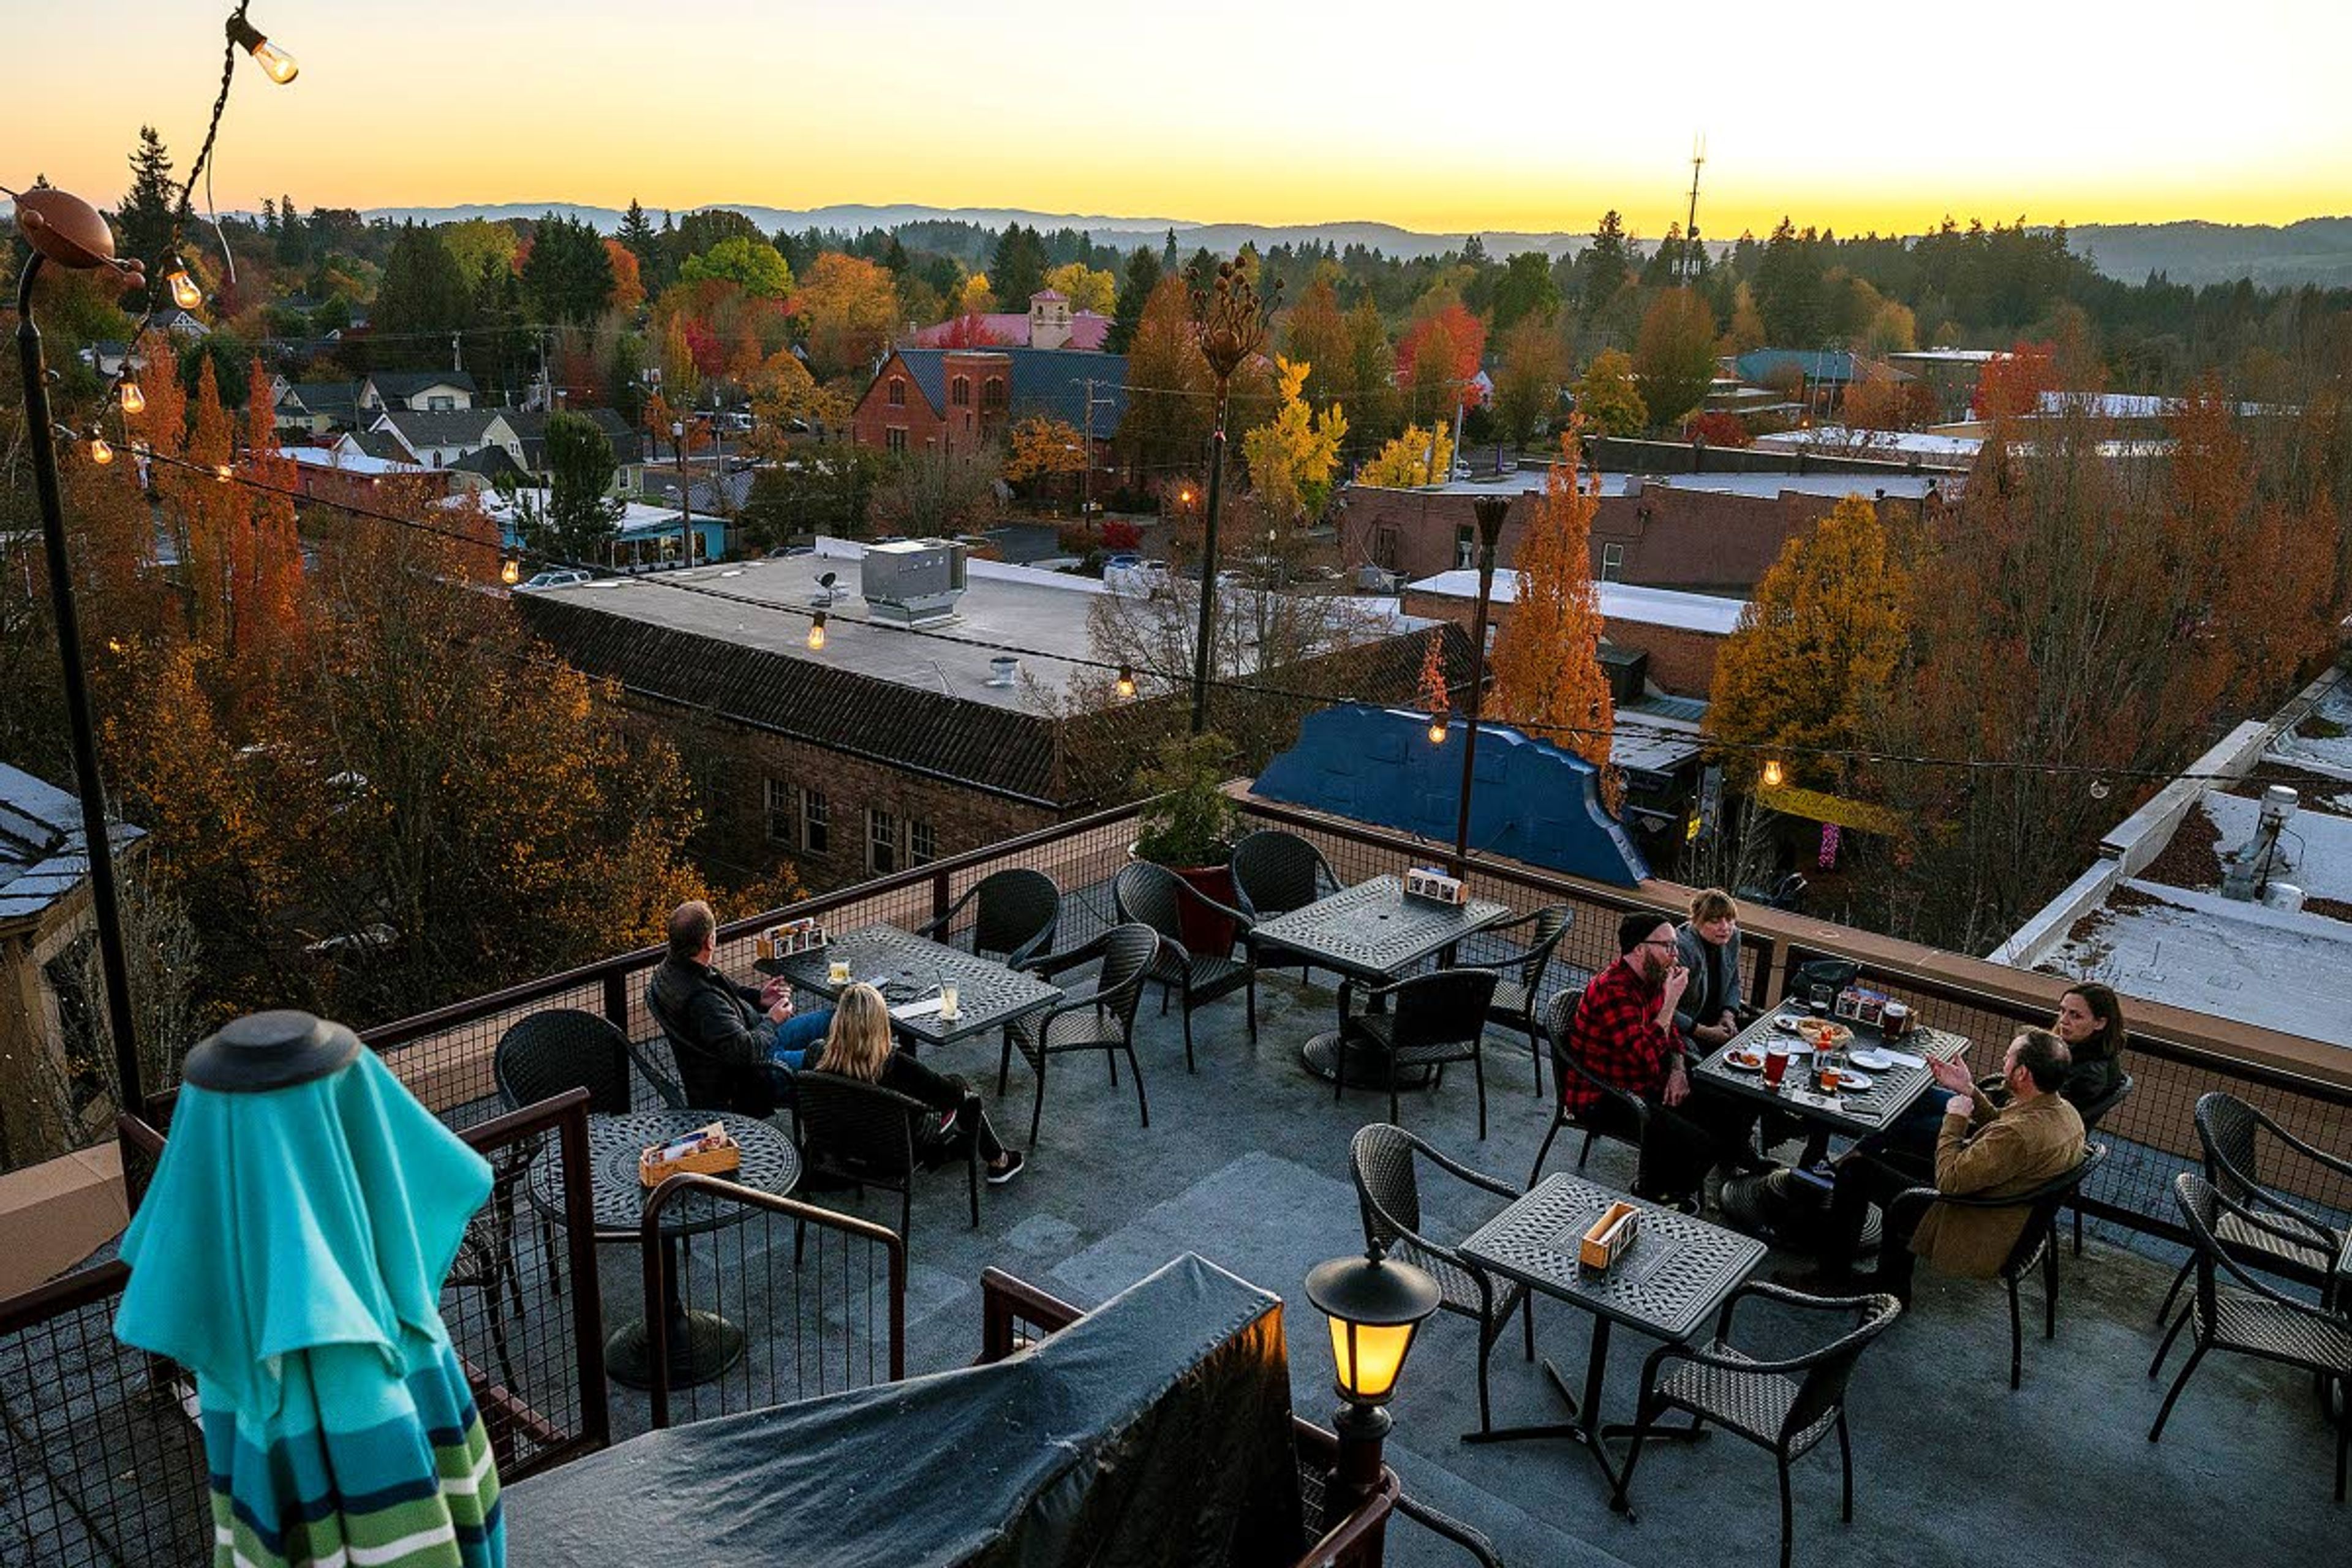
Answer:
[115, 1019, 505, 1568]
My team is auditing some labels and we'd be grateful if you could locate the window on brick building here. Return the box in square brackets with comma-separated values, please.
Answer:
[764, 778, 792, 843]
[886, 426, 908, 453]
[982, 377, 1007, 411]
[1372, 526, 1400, 571]
[801, 788, 829, 854]
[1454, 524, 1475, 570]
[951, 376, 970, 407]
[887, 377, 907, 407]
[1601, 542, 1625, 582]
[908, 819, 937, 867]
[867, 809, 899, 875]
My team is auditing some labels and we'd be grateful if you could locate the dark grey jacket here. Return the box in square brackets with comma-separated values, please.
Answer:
[648, 954, 775, 1116]
[1673, 921, 1745, 1035]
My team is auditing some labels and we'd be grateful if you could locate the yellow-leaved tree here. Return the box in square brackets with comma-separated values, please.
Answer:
[1708, 494, 1909, 789]
[1241, 356, 1349, 524]
[1041, 262, 1117, 315]
[1002, 416, 1090, 484]
[1356, 422, 1455, 488]
[1488, 430, 1616, 804]
[1571, 348, 1648, 437]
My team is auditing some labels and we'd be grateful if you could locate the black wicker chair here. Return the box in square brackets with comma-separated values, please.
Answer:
[1231, 828, 1344, 990]
[1528, 989, 1651, 1188]
[1612, 1281, 1902, 1568]
[998, 923, 1159, 1145]
[1788, 957, 1858, 1011]
[1349, 1123, 1535, 1436]
[1887, 1142, 2107, 1389]
[493, 1008, 666, 1115]
[2068, 1071, 2134, 1255]
[1112, 861, 1255, 1065]
[915, 867, 1061, 970]
[791, 1069, 979, 1242]
[2149, 1172, 2352, 1501]
[1470, 905, 1572, 1098]
[2156, 1091, 2350, 1326]
[1335, 968, 1501, 1137]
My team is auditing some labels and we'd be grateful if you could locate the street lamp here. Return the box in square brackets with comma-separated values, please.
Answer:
[1451, 493, 1511, 873]
[1184, 257, 1273, 735]
[10, 187, 151, 1118]
[1305, 1245, 1441, 1520]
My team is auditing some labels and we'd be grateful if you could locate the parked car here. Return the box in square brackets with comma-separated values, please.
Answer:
[1103, 556, 1170, 597]
[1449, 459, 1473, 481]
[516, 569, 592, 591]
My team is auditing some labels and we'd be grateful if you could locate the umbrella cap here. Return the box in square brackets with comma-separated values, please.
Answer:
[184, 1009, 361, 1092]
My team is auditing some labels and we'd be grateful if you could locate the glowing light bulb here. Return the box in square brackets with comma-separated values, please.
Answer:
[119, 380, 146, 416]
[500, 557, 521, 586]
[213, 464, 232, 484]
[167, 268, 202, 310]
[1114, 665, 1137, 701]
[90, 436, 115, 466]
[1428, 712, 1449, 745]
[227, 15, 300, 83]
[1762, 758, 1787, 789]
[806, 610, 827, 651]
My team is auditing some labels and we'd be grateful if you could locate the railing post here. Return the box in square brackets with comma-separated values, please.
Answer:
[556, 1094, 610, 1451]
[931, 868, 951, 924]
[601, 967, 630, 1033]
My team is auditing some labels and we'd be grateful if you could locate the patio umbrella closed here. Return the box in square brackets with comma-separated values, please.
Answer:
[115, 1011, 506, 1568]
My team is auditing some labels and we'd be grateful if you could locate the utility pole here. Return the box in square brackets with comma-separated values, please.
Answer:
[671, 420, 693, 568]
[1078, 375, 1117, 527]
[1680, 134, 1706, 287]
[451, 330, 462, 376]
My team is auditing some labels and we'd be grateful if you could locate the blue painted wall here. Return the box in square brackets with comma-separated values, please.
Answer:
[1253, 704, 1651, 886]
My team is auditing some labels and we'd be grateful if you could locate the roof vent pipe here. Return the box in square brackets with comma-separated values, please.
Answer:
[986, 656, 1020, 688]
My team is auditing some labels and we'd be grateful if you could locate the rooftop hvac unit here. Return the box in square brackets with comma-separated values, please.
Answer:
[861, 539, 967, 627]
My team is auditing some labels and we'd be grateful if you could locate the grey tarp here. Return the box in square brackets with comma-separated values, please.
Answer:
[505, 1254, 1308, 1567]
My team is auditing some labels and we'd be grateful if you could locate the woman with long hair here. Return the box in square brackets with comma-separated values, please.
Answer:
[2051, 981, 2127, 1110]
[814, 984, 1025, 1184]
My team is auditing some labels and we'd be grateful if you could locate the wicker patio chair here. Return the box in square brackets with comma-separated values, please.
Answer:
[1335, 968, 1501, 1137]
[914, 867, 1061, 970]
[998, 923, 1159, 1145]
[1612, 1281, 1901, 1568]
[1349, 1123, 1535, 1436]
[1112, 861, 1254, 1067]
[792, 1069, 979, 1242]
[2155, 1091, 2350, 1326]
[1528, 989, 1651, 1189]
[1469, 905, 1572, 1098]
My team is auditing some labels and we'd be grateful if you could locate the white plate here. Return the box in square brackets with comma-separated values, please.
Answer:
[1824, 1070, 1875, 1091]
[1847, 1049, 1894, 1071]
[1771, 1014, 1806, 1033]
[1721, 1050, 1766, 1073]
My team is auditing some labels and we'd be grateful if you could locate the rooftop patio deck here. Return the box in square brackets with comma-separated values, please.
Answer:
[7, 797, 2348, 1566]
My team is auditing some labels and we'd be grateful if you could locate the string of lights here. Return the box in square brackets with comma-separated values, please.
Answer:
[71, 432, 2266, 794]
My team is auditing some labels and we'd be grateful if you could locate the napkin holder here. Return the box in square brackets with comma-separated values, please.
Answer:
[640, 1121, 742, 1186]
[1404, 867, 1468, 907]
[756, 919, 829, 961]
[1578, 1200, 1642, 1272]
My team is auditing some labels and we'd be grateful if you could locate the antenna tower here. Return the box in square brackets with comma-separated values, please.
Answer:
[1681, 134, 1706, 286]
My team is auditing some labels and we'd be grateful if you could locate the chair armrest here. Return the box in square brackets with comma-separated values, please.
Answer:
[2206, 1186, 2352, 1315]
[1166, 876, 1254, 932]
[1003, 925, 1054, 971]
[1355, 1183, 1474, 1280]
[622, 1039, 687, 1109]
[1014, 927, 1115, 979]
[1716, 1278, 1888, 1338]
[2268, 1118, 2352, 1185]
[2226, 1185, 2341, 1259]
[1408, 1139, 1523, 1202]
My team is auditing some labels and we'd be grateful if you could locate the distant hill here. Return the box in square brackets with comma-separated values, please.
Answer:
[2066, 218, 2352, 288]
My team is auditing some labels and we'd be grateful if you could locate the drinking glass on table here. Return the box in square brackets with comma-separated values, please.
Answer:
[1763, 1040, 1791, 1088]
[939, 980, 960, 1019]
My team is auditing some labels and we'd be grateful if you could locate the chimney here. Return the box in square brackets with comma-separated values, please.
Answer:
[2220, 785, 2298, 902]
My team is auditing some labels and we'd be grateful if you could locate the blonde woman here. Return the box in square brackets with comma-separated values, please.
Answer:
[815, 984, 1026, 1184]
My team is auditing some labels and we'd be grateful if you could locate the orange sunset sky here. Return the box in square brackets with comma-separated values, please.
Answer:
[7, 1, 2347, 238]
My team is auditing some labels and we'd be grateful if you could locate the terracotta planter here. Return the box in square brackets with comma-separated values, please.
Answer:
[1131, 843, 1240, 956]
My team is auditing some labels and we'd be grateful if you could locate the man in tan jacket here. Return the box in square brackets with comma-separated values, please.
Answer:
[1793, 1028, 2086, 1303]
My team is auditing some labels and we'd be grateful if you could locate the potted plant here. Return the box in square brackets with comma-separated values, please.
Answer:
[1133, 731, 1244, 956]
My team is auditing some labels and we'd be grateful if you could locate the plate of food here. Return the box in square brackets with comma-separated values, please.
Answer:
[1796, 1020, 1854, 1051]
[1819, 1069, 1875, 1093]
[1722, 1047, 1766, 1072]
[1847, 1047, 1896, 1071]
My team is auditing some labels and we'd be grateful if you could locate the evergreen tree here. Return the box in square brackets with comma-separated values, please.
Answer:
[537, 410, 625, 562]
[1578, 211, 1630, 321]
[116, 126, 179, 271]
[1754, 219, 1825, 345]
[523, 213, 616, 326]
[1106, 246, 1161, 355]
[1162, 229, 1180, 271]
[990, 224, 1048, 306]
[372, 223, 473, 368]
[274, 194, 306, 267]
[617, 197, 665, 292]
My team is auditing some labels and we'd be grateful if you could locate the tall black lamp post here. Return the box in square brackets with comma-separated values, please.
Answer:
[11, 189, 148, 1115]
[1449, 493, 1511, 874]
[1305, 1244, 1441, 1534]
[1184, 258, 1271, 735]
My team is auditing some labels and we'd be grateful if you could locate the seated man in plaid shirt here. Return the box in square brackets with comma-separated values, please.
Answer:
[1561, 912, 1758, 1210]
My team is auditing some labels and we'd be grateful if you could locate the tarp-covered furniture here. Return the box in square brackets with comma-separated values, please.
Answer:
[504, 1254, 1311, 1567]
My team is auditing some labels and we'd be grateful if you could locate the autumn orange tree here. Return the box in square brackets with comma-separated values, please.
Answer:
[1708, 494, 1910, 791]
[1970, 340, 2057, 421]
[1003, 415, 1089, 493]
[788, 252, 899, 383]
[1487, 431, 1615, 787]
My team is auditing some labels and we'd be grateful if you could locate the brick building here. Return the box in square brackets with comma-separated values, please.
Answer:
[514, 540, 1447, 892]
[1341, 472, 1942, 597]
[1399, 574, 1744, 700]
[850, 347, 1126, 462]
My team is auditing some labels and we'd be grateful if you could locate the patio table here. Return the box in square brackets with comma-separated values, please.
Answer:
[758, 924, 1063, 1052]
[525, 1108, 799, 1390]
[1458, 1172, 1766, 1512]
[1243, 874, 1512, 1085]
[1692, 1008, 1971, 1140]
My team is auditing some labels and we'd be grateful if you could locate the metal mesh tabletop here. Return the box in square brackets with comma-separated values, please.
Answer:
[1248, 876, 1513, 980]
[1692, 1012, 1972, 1137]
[526, 1109, 799, 1239]
[1459, 1174, 1765, 1342]
[760, 925, 1063, 1046]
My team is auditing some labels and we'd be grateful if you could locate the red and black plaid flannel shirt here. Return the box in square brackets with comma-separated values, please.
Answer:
[1559, 957, 1686, 1115]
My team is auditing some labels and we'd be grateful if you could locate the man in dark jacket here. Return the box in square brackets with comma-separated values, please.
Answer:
[647, 900, 832, 1116]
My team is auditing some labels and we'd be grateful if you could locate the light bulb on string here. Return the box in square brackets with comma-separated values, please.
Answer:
[1428, 710, 1450, 746]
[805, 609, 828, 651]
[500, 557, 521, 587]
[1762, 758, 1787, 789]
[2089, 778, 2111, 801]
[1114, 665, 1137, 701]
[166, 266, 202, 311]
[213, 464, 232, 484]
[227, 14, 300, 83]
[89, 435, 115, 466]
[118, 380, 146, 416]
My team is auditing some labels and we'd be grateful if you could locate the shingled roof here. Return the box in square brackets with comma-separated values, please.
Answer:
[513, 595, 1072, 805]
[886, 348, 1129, 432]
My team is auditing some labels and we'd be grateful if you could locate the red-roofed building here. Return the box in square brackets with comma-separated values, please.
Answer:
[911, 290, 1111, 352]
